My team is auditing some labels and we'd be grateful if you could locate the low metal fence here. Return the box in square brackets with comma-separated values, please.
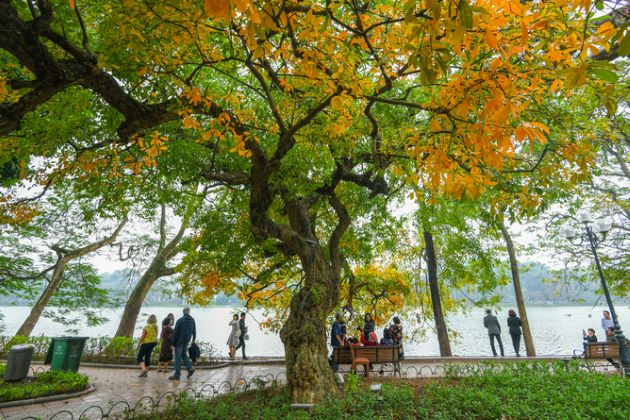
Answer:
[18, 371, 288, 420]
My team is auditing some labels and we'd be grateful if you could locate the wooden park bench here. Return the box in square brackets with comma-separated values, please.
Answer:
[332, 345, 402, 377]
[580, 341, 630, 371]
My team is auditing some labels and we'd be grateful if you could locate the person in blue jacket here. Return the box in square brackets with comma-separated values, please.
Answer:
[168, 307, 196, 380]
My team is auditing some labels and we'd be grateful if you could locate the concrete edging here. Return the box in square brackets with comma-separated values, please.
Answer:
[78, 361, 230, 370]
[0, 384, 96, 408]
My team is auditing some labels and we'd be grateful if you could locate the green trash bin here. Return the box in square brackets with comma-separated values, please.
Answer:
[44, 337, 88, 372]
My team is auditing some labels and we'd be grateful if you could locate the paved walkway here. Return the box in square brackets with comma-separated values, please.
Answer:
[1, 363, 284, 420]
[0, 355, 569, 419]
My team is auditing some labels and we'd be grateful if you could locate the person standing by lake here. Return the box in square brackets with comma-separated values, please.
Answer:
[227, 314, 241, 360]
[484, 309, 504, 357]
[601, 310, 614, 337]
[169, 308, 196, 380]
[507, 309, 522, 357]
[235, 312, 248, 360]
[136, 314, 158, 377]
[157, 315, 174, 372]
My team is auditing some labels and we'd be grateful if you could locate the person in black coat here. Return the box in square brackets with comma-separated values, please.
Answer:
[235, 312, 248, 360]
[507, 309, 522, 357]
[168, 307, 196, 380]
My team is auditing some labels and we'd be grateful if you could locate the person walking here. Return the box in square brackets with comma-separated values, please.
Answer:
[484, 309, 504, 357]
[235, 312, 248, 360]
[507, 309, 522, 357]
[168, 308, 196, 380]
[157, 315, 174, 372]
[136, 314, 158, 377]
[227, 314, 241, 360]
[330, 313, 345, 372]
[601, 310, 615, 337]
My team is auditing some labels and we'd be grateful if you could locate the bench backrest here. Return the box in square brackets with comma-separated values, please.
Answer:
[333, 345, 400, 364]
[584, 341, 630, 359]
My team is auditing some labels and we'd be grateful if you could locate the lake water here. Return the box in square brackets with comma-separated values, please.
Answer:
[2, 305, 629, 358]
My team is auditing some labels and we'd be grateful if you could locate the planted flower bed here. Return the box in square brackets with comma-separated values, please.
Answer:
[0, 364, 89, 403]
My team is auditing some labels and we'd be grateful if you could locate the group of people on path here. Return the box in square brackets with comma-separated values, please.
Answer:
[483, 308, 524, 357]
[136, 307, 197, 380]
[135, 309, 251, 379]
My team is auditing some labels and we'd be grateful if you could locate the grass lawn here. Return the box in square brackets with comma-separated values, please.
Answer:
[0, 364, 89, 403]
[135, 362, 630, 419]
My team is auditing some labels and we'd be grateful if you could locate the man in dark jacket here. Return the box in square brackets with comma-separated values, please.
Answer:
[483, 309, 504, 357]
[235, 312, 248, 360]
[169, 307, 196, 380]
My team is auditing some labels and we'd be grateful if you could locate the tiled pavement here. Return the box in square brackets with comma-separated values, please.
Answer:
[0, 363, 285, 420]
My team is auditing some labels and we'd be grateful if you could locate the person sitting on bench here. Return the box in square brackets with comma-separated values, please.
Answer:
[583, 328, 598, 344]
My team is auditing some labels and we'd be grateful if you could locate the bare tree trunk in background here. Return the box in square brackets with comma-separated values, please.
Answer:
[498, 220, 536, 356]
[114, 211, 189, 338]
[423, 230, 452, 357]
[14, 218, 127, 337]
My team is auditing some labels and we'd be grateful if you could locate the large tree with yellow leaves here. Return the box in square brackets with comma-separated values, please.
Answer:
[1, 0, 627, 403]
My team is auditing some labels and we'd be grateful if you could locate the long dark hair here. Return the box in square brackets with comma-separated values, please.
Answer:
[364, 313, 373, 323]
[508, 309, 517, 317]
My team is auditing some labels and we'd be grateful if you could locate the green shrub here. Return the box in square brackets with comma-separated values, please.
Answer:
[132, 362, 630, 419]
[0, 335, 220, 365]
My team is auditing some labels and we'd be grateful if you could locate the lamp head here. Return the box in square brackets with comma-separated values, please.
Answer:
[596, 220, 611, 234]
[561, 225, 577, 240]
[578, 212, 592, 223]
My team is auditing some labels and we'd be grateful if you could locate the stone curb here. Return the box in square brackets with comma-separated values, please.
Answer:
[23, 361, 230, 370]
[0, 384, 96, 408]
[79, 361, 230, 370]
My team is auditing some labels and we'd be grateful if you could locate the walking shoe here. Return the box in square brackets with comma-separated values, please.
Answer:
[168, 375, 180, 380]
[187, 369, 195, 378]
[139, 370, 148, 377]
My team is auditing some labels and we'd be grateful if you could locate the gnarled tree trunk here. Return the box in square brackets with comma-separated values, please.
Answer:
[423, 230, 452, 357]
[280, 250, 340, 404]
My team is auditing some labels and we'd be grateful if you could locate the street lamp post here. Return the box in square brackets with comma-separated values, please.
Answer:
[562, 213, 630, 375]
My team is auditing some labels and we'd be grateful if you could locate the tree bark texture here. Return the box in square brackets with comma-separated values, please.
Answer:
[498, 221, 536, 356]
[14, 219, 127, 338]
[423, 230, 452, 357]
[279, 249, 340, 404]
[114, 213, 188, 337]
[113, 261, 166, 338]
[15, 256, 69, 337]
